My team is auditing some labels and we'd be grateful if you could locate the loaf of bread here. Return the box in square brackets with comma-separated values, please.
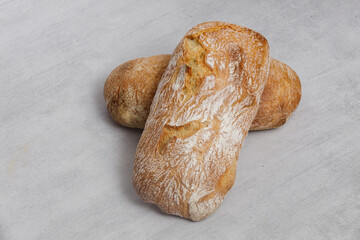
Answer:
[133, 22, 270, 221]
[104, 56, 301, 130]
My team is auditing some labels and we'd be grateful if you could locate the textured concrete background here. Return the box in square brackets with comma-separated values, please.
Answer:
[1, 0, 359, 239]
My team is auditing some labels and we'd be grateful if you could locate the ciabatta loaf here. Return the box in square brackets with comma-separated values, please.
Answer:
[104, 56, 300, 130]
[133, 22, 270, 221]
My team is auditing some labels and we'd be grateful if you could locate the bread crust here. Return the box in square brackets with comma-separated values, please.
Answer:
[132, 22, 270, 221]
[250, 58, 301, 130]
[104, 54, 171, 128]
[104, 56, 301, 130]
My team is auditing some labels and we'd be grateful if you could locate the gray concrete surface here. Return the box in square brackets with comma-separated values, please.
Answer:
[1, 0, 359, 239]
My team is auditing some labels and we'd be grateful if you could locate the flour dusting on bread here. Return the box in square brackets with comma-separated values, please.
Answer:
[133, 22, 270, 221]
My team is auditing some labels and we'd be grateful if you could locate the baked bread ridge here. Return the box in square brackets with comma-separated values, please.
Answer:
[104, 55, 301, 130]
[250, 58, 301, 130]
[133, 22, 270, 221]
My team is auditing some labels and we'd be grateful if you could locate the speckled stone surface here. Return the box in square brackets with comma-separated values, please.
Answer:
[1, 0, 359, 239]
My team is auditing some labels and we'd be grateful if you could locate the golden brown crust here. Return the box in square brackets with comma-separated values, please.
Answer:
[104, 56, 301, 130]
[250, 58, 301, 130]
[104, 54, 171, 128]
[133, 22, 270, 221]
